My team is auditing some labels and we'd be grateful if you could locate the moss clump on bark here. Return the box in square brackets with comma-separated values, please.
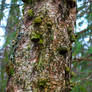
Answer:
[27, 9, 34, 18]
[34, 16, 42, 25]
[38, 39, 44, 45]
[30, 32, 43, 45]
[70, 34, 76, 42]
[67, 27, 73, 34]
[46, 21, 52, 29]
[30, 32, 41, 42]
[65, 66, 70, 72]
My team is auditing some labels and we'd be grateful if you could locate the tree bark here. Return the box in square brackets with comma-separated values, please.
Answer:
[6, 0, 76, 92]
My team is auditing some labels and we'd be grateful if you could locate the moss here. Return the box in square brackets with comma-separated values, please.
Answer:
[67, 27, 72, 34]
[30, 32, 42, 43]
[37, 78, 48, 89]
[27, 45, 31, 50]
[65, 66, 70, 72]
[70, 81, 76, 88]
[70, 34, 76, 42]
[58, 46, 69, 55]
[34, 16, 42, 25]
[46, 21, 52, 29]
[38, 39, 44, 45]
[27, 9, 34, 18]
[6, 62, 15, 77]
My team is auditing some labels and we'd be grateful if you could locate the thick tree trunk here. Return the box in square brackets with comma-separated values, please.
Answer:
[6, 0, 76, 92]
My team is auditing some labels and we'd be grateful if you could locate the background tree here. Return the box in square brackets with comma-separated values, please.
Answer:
[0, 0, 22, 91]
[72, 0, 92, 91]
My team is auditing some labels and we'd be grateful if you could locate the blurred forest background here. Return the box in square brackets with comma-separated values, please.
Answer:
[0, 0, 92, 92]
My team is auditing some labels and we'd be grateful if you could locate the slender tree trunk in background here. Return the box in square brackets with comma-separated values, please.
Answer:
[0, 0, 6, 23]
[6, 0, 76, 92]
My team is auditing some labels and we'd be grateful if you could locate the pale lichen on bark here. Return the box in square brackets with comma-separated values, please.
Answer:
[7, 0, 76, 92]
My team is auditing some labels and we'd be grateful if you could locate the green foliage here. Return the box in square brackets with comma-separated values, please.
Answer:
[72, 0, 92, 91]
[71, 84, 87, 92]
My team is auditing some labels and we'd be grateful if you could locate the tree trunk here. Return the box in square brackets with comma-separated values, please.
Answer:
[6, 0, 76, 92]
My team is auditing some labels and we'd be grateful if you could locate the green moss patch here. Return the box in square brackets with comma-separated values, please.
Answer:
[70, 34, 76, 42]
[34, 16, 42, 25]
[30, 32, 43, 45]
[28, 9, 34, 18]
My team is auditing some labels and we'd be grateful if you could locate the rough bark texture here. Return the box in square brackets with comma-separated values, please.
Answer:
[6, 0, 76, 92]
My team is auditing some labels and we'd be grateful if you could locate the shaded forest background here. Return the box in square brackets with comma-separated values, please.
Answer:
[0, 0, 92, 92]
